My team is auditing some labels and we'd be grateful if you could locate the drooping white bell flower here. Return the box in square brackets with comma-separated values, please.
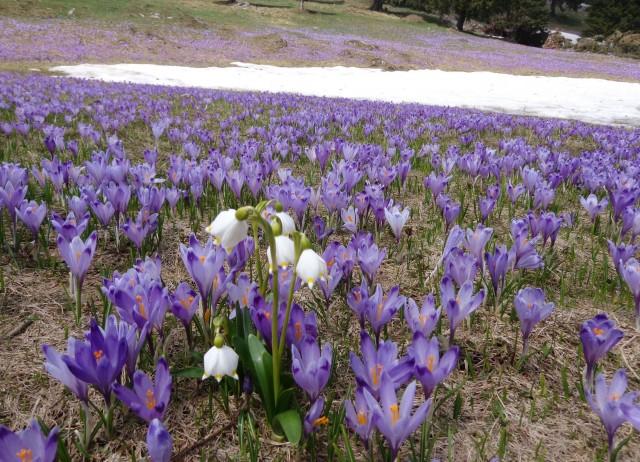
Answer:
[275, 212, 296, 235]
[296, 249, 328, 288]
[267, 235, 295, 271]
[202, 345, 239, 382]
[205, 209, 249, 251]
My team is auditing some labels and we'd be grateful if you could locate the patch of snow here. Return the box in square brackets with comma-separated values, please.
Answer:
[552, 30, 581, 44]
[50, 62, 640, 127]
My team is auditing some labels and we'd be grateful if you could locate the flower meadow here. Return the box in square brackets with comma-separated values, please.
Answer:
[2, 17, 640, 82]
[0, 71, 640, 461]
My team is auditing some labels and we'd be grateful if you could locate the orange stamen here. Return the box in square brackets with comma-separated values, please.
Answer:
[146, 390, 157, 410]
[136, 295, 146, 318]
[295, 322, 302, 341]
[312, 416, 329, 427]
[17, 449, 33, 462]
[93, 350, 103, 363]
[390, 404, 400, 425]
[593, 327, 604, 335]
[427, 355, 435, 372]
[357, 410, 367, 425]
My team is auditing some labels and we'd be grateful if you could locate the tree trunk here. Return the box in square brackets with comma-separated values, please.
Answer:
[456, 8, 467, 32]
[550, 0, 557, 17]
[370, 0, 384, 12]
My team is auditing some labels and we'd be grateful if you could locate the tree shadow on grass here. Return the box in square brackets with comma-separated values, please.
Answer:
[249, 2, 294, 8]
[305, 0, 345, 4]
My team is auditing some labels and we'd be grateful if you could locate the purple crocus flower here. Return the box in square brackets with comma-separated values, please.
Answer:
[409, 333, 459, 399]
[341, 205, 359, 234]
[0, 181, 27, 223]
[147, 419, 173, 462]
[405, 294, 441, 338]
[586, 369, 639, 459]
[90, 200, 115, 228]
[514, 288, 555, 354]
[464, 225, 494, 264]
[345, 387, 376, 449]
[170, 282, 200, 328]
[291, 335, 332, 402]
[485, 245, 511, 303]
[15, 200, 46, 238]
[304, 397, 328, 437]
[580, 313, 624, 392]
[42, 340, 89, 403]
[51, 211, 90, 243]
[0, 419, 58, 462]
[286, 304, 318, 349]
[423, 171, 450, 201]
[620, 258, 640, 330]
[365, 284, 405, 342]
[347, 278, 370, 327]
[350, 331, 413, 399]
[479, 196, 496, 224]
[313, 215, 334, 242]
[67, 195, 88, 218]
[62, 315, 127, 405]
[443, 201, 460, 231]
[113, 357, 172, 423]
[363, 375, 431, 462]
[507, 182, 526, 204]
[580, 194, 609, 223]
[607, 240, 637, 277]
[179, 233, 225, 305]
[444, 248, 479, 286]
[440, 276, 485, 346]
[358, 243, 387, 285]
[57, 231, 98, 288]
[125, 323, 148, 381]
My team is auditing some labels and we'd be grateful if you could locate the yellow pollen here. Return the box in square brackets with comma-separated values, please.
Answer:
[390, 404, 400, 425]
[295, 322, 302, 341]
[307, 278, 314, 284]
[93, 350, 103, 363]
[312, 416, 329, 428]
[354, 291, 362, 303]
[17, 449, 33, 462]
[371, 364, 383, 386]
[348, 215, 353, 222]
[146, 390, 157, 410]
[593, 327, 604, 336]
[419, 314, 426, 326]
[357, 410, 367, 425]
[427, 355, 435, 372]
[136, 295, 146, 318]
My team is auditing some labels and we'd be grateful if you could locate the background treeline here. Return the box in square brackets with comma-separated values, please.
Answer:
[383, 1, 640, 47]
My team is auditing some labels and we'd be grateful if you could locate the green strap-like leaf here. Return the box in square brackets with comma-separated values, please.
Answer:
[273, 410, 302, 445]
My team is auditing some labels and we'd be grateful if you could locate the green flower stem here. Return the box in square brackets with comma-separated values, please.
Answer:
[253, 225, 266, 296]
[75, 276, 82, 327]
[278, 248, 300, 360]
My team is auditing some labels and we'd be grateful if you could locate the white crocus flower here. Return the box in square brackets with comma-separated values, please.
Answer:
[275, 212, 296, 235]
[267, 235, 295, 271]
[202, 345, 239, 382]
[296, 249, 328, 288]
[205, 209, 249, 251]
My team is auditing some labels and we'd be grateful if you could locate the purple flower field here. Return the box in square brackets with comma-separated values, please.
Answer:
[0, 60, 640, 461]
[2, 17, 640, 82]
